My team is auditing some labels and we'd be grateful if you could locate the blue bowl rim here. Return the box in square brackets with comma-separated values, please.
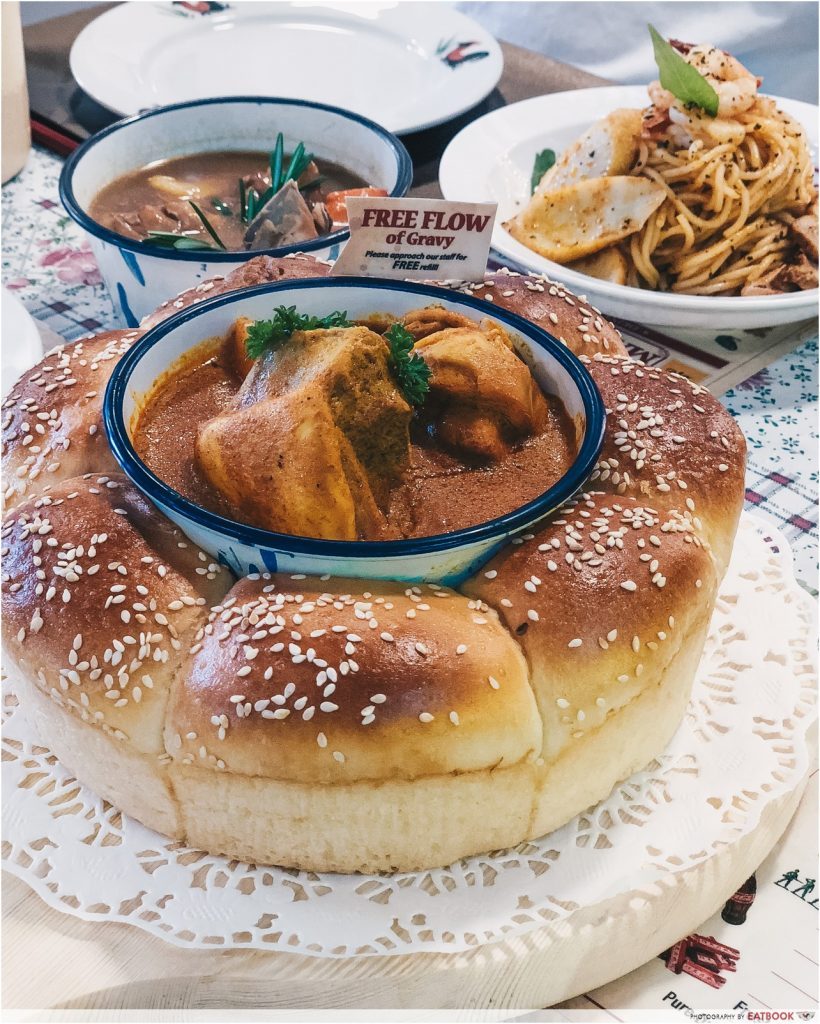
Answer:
[104, 277, 606, 559]
[59, 95, 413, 264]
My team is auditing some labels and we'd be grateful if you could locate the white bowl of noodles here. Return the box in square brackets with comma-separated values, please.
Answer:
[440, 85, 818, 329]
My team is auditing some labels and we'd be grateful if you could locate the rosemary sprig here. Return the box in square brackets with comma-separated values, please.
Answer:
[282, 142, 306, 188]
[245, 306, 353, 360]
[189, 200, 227, 250]
[143, 200, 228, 250]
[384, 322, 430, 407]
[144, 231, 215, 251]
[239, 133, 316, 224]
[210, 196, 233, 216]
[292, 147, 314, 183]
[270, 134, 284, 196]
[247, 188, 261, 223]
[238, 177, 247, 222]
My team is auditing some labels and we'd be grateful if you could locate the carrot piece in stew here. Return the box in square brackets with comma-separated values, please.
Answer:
[325, 187, 389, 224]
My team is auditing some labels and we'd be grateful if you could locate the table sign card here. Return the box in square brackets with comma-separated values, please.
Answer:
[330, 196, 497, 281]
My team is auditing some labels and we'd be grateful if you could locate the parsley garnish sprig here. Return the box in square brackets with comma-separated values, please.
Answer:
[384, 322, 431, 408]
[245, 306, 353, 360]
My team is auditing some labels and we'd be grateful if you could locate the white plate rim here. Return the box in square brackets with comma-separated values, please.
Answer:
[439, 85, 819, 326]
[69, 1, 504, 136]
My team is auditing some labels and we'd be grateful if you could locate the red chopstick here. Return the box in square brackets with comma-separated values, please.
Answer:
[30, 113, 82, 158]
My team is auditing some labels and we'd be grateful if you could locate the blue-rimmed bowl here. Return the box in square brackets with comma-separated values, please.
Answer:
[104, 279, 605, 585]
[60, 97, 412, 327]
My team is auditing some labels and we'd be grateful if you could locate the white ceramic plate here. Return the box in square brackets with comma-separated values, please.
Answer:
[69, 1, 503, 136]
[2, 289, 43, 398]
[439, 85, 819, 328]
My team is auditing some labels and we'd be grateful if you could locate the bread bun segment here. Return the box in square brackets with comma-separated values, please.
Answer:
[16, 670, 183, 839]
[584, 354, 746, 574]
[465, 493, 716, 756]
[527, 610, 710, 839]
[2, 473, 232, 754]
[166, 575, 540, 784]
[446, 269, 629, 359]
[462, 491, 718, 836]
[2, 330, 140, 509]
[170, 573, 543, 871]
[140, 253, 332, 329]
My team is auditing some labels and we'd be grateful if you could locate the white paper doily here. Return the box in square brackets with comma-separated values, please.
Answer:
[2, 514, 816, 958]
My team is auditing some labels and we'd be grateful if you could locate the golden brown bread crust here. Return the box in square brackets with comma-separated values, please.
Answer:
[166, 575, 539, 784]
[2, 330, 141, 509]
[140, 253, 332, 329]
[2, 474, 232, 754]
[583, 354, 746, 574]
[444, 269, 629, 359]
[527, 605, 712, 840]
[462, 492, 718, 764]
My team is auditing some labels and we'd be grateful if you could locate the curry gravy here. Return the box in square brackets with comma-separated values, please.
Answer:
[133, 341, 578, 540]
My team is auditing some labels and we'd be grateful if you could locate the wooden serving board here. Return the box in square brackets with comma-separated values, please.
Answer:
[2, 774, 808, 1015]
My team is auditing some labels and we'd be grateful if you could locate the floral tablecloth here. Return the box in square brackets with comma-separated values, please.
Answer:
[3, 147, 818, 594]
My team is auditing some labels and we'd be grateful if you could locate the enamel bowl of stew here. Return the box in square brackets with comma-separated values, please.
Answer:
[104, 278, 605, 584]
[60, 97, 412, 326]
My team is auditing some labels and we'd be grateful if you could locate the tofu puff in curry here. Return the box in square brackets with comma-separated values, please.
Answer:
[132, 306, 578, 542]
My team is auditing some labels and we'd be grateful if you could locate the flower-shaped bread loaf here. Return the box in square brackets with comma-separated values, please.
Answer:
[1, 257, 745, 872]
